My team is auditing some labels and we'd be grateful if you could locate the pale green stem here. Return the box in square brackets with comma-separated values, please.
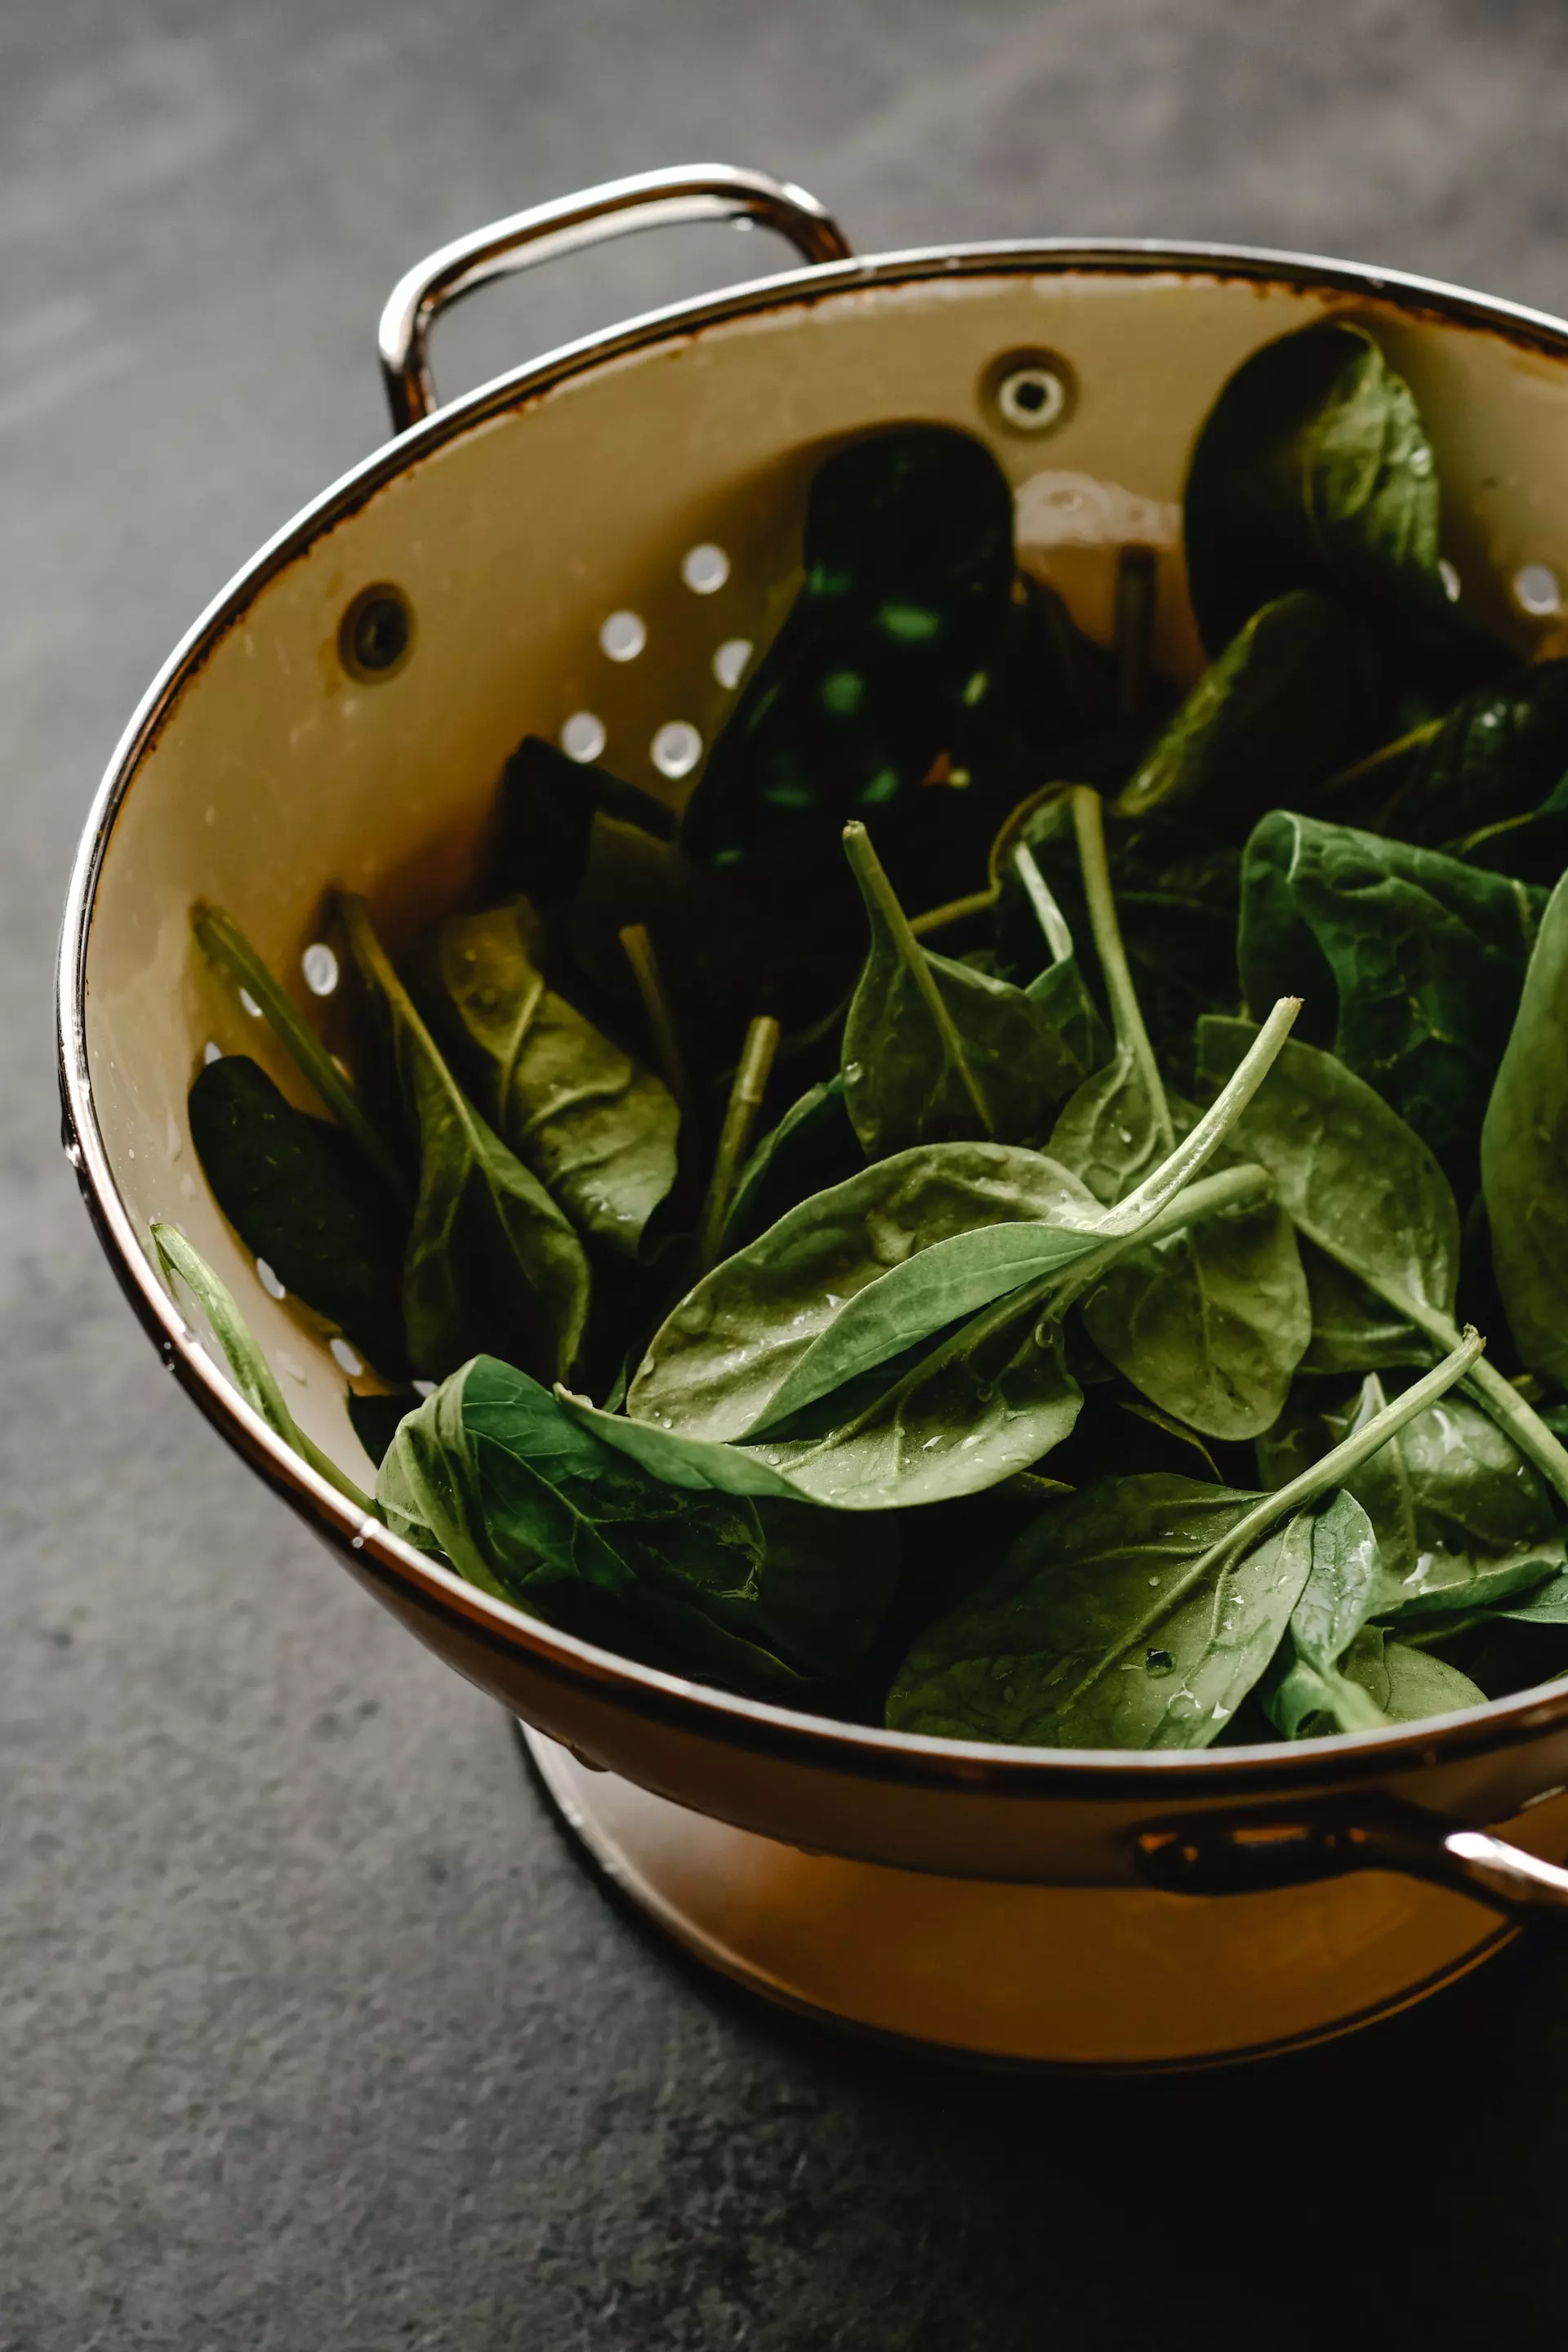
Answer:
[697, 1015, 780, 1272]
[1319, 715, 1444, 803]
[1054, 1329, 1486, 1718]
[1342, 1263, 1568, 1509]
[1069, 786, 1174, 1153]
[1102, 996, 1301, 1237]
[618, 922, 693, 1130]
[908, 885, 1000, 940]
[194, 905, 408, 1203]
[1011, 844, 1075, 964]
[843, 822, 995, 1137]
[153, 1223, 374, 1513]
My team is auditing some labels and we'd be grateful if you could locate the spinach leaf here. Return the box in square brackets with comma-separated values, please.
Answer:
[339, 895, 591, 1386]
[720, 1075, 863, 1254]
[886, 1331, 1482, 1747]
[1239, 810, 1547, 1187]
[1481, 871, 1568, 1385]
[493, 733, 676, 908]
[1376, 1640, 1486, 1722]
[628, 1138, 1103, 1444]
[151, 1223, 372, 1512]
[1116, 590, 1370, 834]
[188, 1055, 409, 1378]
[1373, 660, 1568, 849]
[681, 425, 1020, 933]
[1080, 1180, 1311, 1441]
[427, 899, 679, 1260]
[1195, 1019, 1460, 1324]
[746, 1276, 1086, 1511]
[379, 1356, 806, 1687]
[1183, 318, 1507, 706]
[1260, 1370, 1563, 1621]
[1297, 1242, 1434, 1375]
[1200, 1022, 1568, 1503]
[1263, 1490, 1391, 1736]
[888, 1477, 1312, 1748]
[840, 822, 1087, 1156]
[346, 1388, 420, 1468]
[632, 1006, 1297, 1446]
[193, 905, 407, 1200]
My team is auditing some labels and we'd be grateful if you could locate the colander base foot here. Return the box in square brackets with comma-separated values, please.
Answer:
[518, 1726, 1548, 2070]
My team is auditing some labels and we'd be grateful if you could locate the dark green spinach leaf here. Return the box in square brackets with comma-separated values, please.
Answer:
[1263, 1490, 1391, 1736]
[340, 894, 591, 1386]
[1116, 590, 1369, 834]
[188, 1054, 409, 1377]
[381, 1364, 889, 1693]
[1183, 318, 1508, 708]
[152, 1223, 372, 1512]
[721, 1075, 864, 1253]
[886, 1331, 1481, 1747]
[1481, 871, 1568, 1385]
[1239, 810, 1546, 1187]
[682, 425, 1021, 933]
[840, 822, 1087, 1156]
[428, 899, 678, 1259]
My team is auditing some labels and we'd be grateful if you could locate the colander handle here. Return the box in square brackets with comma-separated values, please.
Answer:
[378, 164, 853, 432]
[1132, 1793, 1568, 1927]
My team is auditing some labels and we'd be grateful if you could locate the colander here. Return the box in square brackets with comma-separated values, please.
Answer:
[59, 164, 1568, 2069]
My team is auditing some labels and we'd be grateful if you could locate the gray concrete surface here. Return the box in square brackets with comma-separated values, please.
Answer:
[8, 2, 1568, 2343]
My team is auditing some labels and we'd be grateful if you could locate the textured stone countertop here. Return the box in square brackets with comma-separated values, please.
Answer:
[7, 2, 1568, 2342]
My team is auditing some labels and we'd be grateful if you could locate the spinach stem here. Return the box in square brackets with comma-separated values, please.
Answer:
[1055, 1329, 1486, 1718]
[843, 822, 995, 1137]
[907, 884, 1000, 939]
[617, 922, 694, 1130]
[1011, 844, 1075, 964]
[193, 905, 408, 1204]
[1105, 995, 1301, 1236]
[1319, 715, 1444, 803]
[153, 1222, 374, 1512]
[696, 1015, 781, 1272]
[1069, 786, 1174, 1153]
[1114, 546, 1159, 735]
[1343, 1265, 1568, 1508]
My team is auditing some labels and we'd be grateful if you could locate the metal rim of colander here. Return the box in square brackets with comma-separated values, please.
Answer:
[57, 233, 1568, 1801]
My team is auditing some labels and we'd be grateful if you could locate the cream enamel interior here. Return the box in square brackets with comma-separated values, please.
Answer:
[70, 256, 1568, 1922]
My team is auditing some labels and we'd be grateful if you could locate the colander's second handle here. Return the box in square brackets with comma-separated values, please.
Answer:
[1133, 1793, 1568, 1927]
[378, 164, 853, 432]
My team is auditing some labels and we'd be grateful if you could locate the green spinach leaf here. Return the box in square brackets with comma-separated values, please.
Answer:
[1183, 318, 1507, 707]
[628, 1138, 1102, 1444]
[840, 822, 1087, 1156]
[428, 899, 678, 1259]
[151, 1223, 372, 1512]
[493, 733, 676, 908]
[1263, 1490, 1391, 1736]
[379, 1356, 823, 1686]
[1373, 660, 1568, 849]
[1239, 810, 1546, 1187]
[886, 1331, 1481, 1747]
[1116, 590, 1370, 834]
[188, 1054, 409, 1377]
[681, 425, 1021, 933]
[1481, 871, 1568, 1384]
[339, 895, 591, 1385]
[720, 1075, 864, 1254]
